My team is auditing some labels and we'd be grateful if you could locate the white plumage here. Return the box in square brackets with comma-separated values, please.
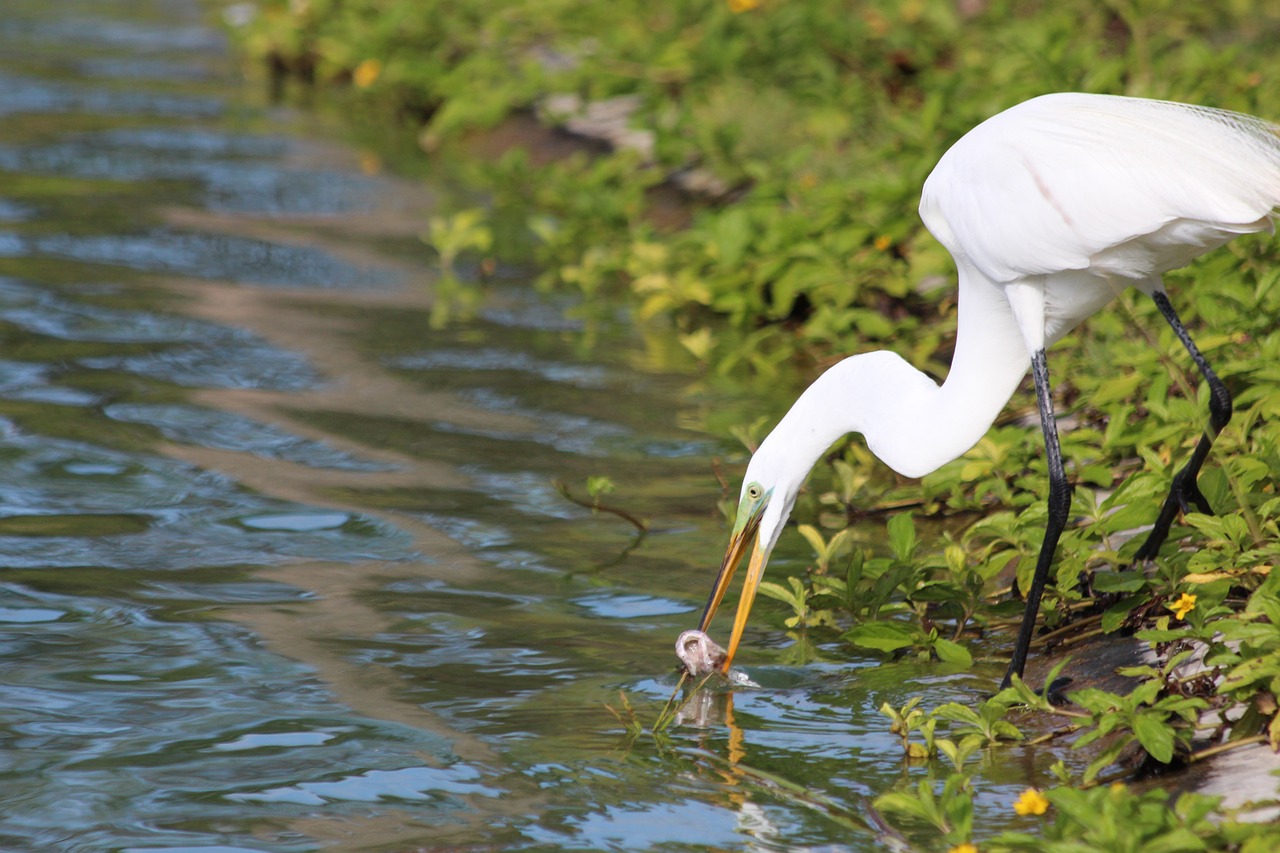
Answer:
[693, 93, 1280, 687]
[922, 93, 1280, 284]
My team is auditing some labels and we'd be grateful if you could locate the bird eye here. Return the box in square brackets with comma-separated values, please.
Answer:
[746, 483, 763, 501]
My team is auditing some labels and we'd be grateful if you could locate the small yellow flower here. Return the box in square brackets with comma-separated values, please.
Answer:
[874, 234, 893, 252]
[1168, 592, 1197, 620]
[353, 58, 382, 89]
[727, 0, 761, 12]
[948, 844, 979, 853]
[1013, 787, 1049, 816]
[358, 150, 382, 176]
[864, 9, 890, 37]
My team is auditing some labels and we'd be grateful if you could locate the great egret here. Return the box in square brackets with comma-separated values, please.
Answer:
[696, 92, 1280, 689]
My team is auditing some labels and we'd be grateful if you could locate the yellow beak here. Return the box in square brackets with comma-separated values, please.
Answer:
[698, 502, 769, 673]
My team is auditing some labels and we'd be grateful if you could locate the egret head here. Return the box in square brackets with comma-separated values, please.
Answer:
[697, 438, 806, 673]
[693, 353, 883, 673]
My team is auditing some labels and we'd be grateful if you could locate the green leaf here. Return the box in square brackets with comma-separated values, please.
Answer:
[1102, 597, 1143, 633]
[1141, 828, 1209, 853]
[586, 475, 615, 499]
[844, 621, 918, 652]
[757, 579, 801, 608]
[845, 548, 865, 593]
[796, 524, 827, 558]
[1220, 655, 1280, 694]
[1133, 713, 1176, 764]
[991, 721, 1024, 741]
[867, 564, 914, 619]
[872, 791, 932, 823]
[1083, 734, 1136, 783]
[1092, 372, 1145, 405]
[1066, 686, 1122, 714]
[1091, 570, 1148, 593]
[932, 703, 982, 726]
[934, 637, 973, 667]
[1135, 627, 1192, 643]
[886, 513, 918, 562]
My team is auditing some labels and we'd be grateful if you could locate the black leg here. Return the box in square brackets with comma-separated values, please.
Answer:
[1002, 349, 1073, 689]
[1133, 291, 1232, 562]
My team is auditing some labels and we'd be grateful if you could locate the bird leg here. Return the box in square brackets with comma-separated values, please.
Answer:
[1002, 349, 1073, 690]
[1132, 291, 1233, 563]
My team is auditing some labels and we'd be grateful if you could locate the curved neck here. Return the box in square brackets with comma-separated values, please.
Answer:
[762, 264, 1032, 480]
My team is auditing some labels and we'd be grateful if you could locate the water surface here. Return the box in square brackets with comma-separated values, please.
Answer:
[0, 2, 1050, 850]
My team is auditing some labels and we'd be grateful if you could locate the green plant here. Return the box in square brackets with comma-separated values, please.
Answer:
[984, 783, 1280, 853]
[873, 772, 974, 849]
[423, 208, 493, 326]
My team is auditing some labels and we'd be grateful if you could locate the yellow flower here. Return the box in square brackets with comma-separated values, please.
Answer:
[1013, 787, 1049, 816]
[1168, 592, 1197, 620]
[874, 234, 893, 252]
[948, 844, 979, 853]
[358, 150, 382, 176]
[353, 58, 382, 88]
[727, 0, 761, 12]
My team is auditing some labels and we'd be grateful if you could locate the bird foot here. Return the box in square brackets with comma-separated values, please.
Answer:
[1043, 675, 1074, 707]
[1172, 477, 1211, 516]
[1131, 476, 1213, 563]
[994, 674, 1074, 706]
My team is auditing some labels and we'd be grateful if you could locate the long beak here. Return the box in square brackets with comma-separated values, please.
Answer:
[697, 509, 768, 673]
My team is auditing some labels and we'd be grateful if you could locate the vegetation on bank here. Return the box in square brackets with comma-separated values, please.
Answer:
[226, 0, 1280, 847]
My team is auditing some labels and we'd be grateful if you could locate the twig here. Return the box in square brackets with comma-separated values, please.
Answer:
[553, 479, 648, 532]
[1049, 626, 1110, 649]
[1188, 734, 1267, 763]
[711, 456, 729, 495]
[1025, 724, 1085, 745]
[1032, 612, 1104, 646]
[654, 670, 692, 732]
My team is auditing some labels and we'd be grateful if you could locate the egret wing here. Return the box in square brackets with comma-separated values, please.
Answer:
[919, 93, 1280, 283]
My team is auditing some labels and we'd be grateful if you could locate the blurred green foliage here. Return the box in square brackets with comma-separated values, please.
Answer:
[236, 0, 1280, 357]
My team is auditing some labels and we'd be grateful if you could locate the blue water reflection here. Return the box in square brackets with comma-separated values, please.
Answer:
[0, 1, 1005, 850]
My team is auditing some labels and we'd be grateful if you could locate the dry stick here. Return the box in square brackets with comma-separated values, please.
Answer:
[1188, 733, 1267, 763]
[1029, 612, 1105, 649]
[1024, 724, 1085, 746]
[1079, 735, 1268, 791]
[710, 456, 729, 495]
[552, 479, 648, 532]
[1051, 625, 1110, 649]
[653, 671, 692, 732]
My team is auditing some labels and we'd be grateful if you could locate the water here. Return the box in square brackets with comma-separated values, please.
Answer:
[0, 2, 1047, 850]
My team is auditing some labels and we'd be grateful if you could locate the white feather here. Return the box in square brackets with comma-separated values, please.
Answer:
[706, 93, 1280, 679]
[921, 93, 1280, 286]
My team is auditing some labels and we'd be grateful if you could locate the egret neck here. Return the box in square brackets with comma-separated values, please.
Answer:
[702, 262, 1034, 671]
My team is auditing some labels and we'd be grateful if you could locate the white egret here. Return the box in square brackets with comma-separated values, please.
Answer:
[696, 92, 1280, 689]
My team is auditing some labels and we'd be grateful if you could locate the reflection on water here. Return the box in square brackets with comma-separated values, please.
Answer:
[0, 1, 1042, 850]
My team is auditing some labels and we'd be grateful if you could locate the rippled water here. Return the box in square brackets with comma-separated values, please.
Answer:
[0, 2, 1051, 850]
